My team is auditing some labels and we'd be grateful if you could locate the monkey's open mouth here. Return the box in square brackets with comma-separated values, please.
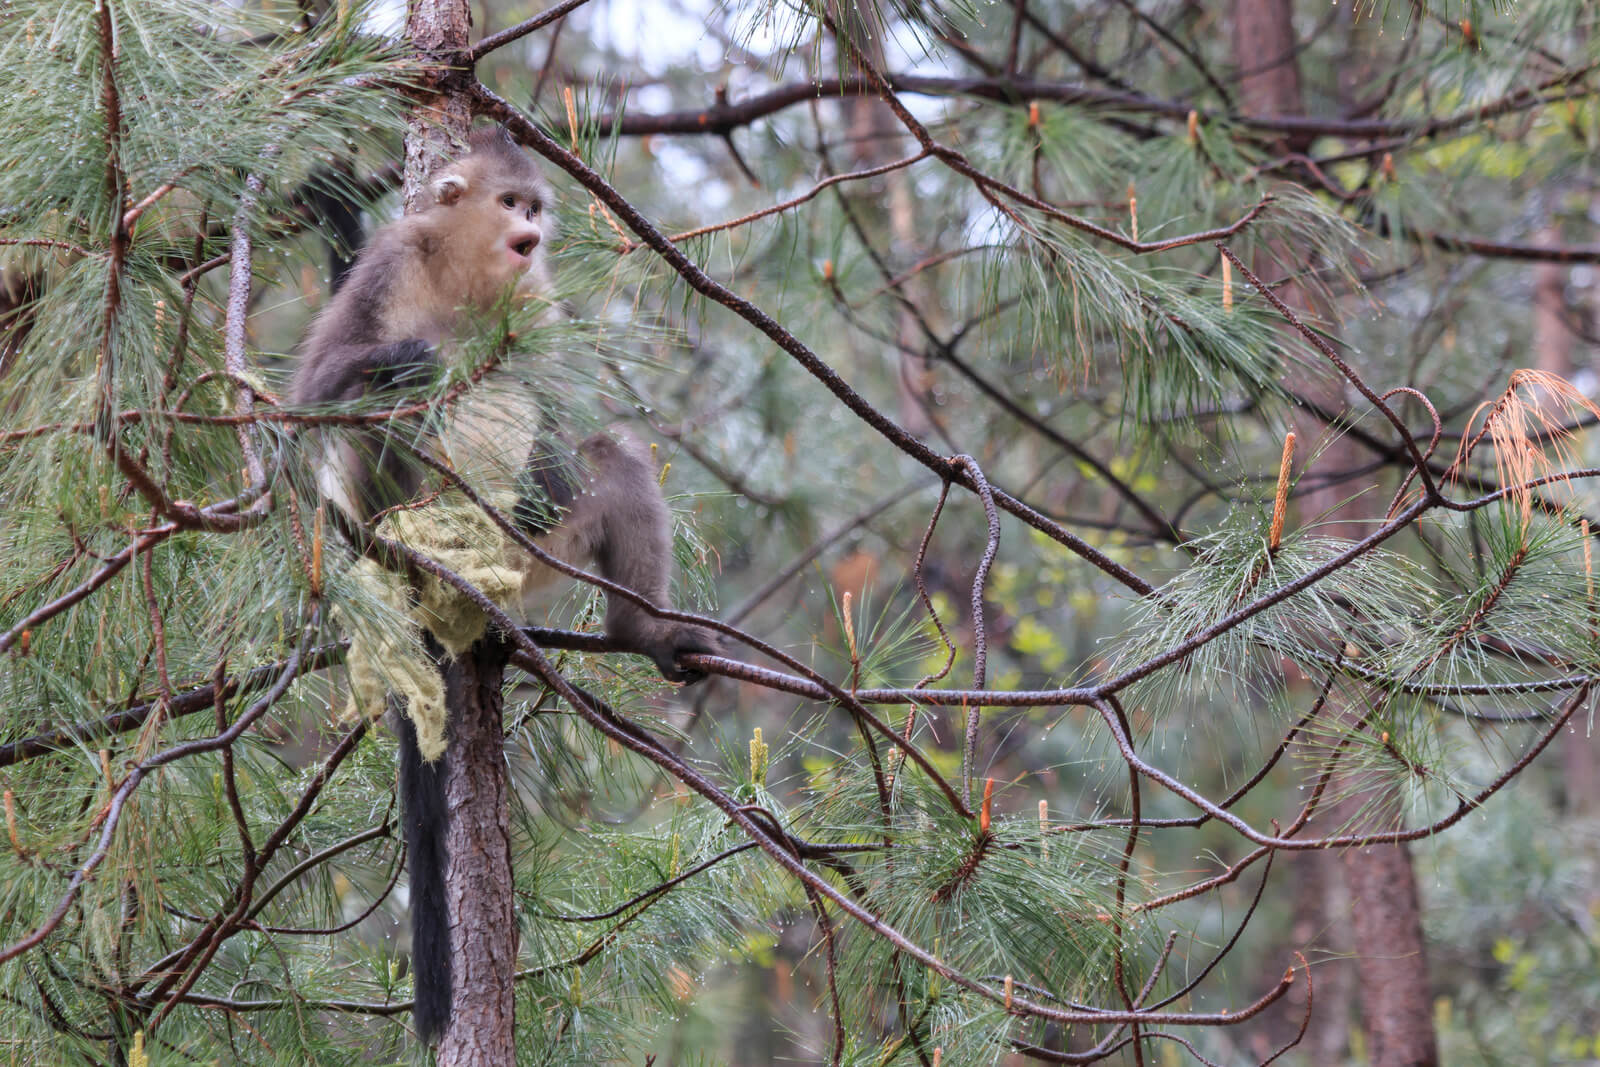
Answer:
[511, 238, 535, 258]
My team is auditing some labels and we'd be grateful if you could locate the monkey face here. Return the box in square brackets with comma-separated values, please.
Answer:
[428, 152, 553, 304]
[468, 194, 543, 294]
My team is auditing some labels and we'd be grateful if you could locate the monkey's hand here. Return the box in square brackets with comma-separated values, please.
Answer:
[620, 620, 726, 686]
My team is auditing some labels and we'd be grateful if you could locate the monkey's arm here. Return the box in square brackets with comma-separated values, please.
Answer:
[294, 338, 438, 404]
[297, 340, 441, 520]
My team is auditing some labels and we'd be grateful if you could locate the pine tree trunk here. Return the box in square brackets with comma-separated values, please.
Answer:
[437, 638, 517, 1066]
[402, 2, 518, 1062]
[404, 0, 475, 213]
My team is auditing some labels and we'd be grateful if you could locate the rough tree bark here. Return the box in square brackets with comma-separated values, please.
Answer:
[438, 638, 517, 1065]
[1231, 1, 1438, 1063]
[403, 1, 519, 1063]
[404, 0, 475, 215]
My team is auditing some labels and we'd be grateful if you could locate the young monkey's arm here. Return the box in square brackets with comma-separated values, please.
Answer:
[533, 432, 722, 682]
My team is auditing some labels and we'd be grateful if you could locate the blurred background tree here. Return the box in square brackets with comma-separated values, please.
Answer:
[2, 0, 1598, 1064]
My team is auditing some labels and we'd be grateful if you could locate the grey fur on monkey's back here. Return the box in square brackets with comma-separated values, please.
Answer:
[291, 125, 722, 1046]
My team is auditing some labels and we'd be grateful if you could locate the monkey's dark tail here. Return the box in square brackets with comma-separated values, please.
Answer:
[396, 706, 451, 1045]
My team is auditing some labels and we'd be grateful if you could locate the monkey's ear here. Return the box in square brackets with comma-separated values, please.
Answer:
[432, 173, 468, 206]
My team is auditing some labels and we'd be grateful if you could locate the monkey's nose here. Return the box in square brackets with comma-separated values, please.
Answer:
[508, 233, 539, 260]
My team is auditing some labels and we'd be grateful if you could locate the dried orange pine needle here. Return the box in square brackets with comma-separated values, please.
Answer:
[1269, 432, 1296, 551]
[980, 776, 995, 833]
[842, 591, 857, 663]
[563, 86, 579, 153]
[1451, 370, 1600, 524]
[4, 789, 20, 855]
[1584, 520, 1595, 641]
[311, 506, 324, 596]
[1221, 255, 1233, 312]
[1584, 519, 1592, 583]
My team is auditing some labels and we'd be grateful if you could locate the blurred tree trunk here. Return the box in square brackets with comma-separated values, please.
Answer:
[1232, 1, 1438, 1063]
[1338, 819, 1437, 1066]
[828, 2, 939, 437]
[1232, 0, 1302, 123]
[1531, 223, 1600, 817]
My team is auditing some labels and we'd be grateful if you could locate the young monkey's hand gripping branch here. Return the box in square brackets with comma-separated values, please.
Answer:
[291, 124, 722, 1045]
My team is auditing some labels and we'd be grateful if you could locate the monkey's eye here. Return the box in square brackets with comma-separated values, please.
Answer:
[500, 194, 516, 209]
[525, 204, 539, 222]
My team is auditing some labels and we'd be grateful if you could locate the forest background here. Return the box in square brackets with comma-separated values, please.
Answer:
[1, 0, 1598, 1064]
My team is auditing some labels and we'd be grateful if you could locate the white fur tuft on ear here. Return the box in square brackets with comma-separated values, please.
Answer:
[432, 173, 468, 206]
